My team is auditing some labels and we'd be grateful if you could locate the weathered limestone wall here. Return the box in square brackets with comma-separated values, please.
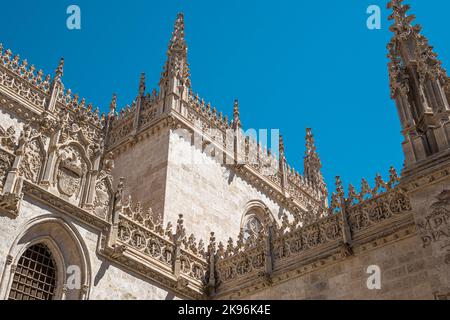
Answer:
[0, 197, 180, 300]
[111, 128, 171, 216]
[407, 176, 450, 298]
[238, 234, 434, 300]
[0, 107, 23, 137]
[164, 129, 292, 243]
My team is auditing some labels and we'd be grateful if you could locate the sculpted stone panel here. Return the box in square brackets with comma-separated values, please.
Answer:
[417, 191, 450, 254]
[0, 149, 13, 191]
[92, 153, 114, 219]
[19, 138, 44, 183]
[0, 125, 16, 191]
[242, 213, 263, 240]
[108, 117, 133, 146]
[0, 125, 17, 153]
[117, 217, 175, 268]
[94, 175, 112, 219]
[216, 238, 266, 285]
[58, 110, 103, 160]
[348, 192, 412, 233]
[55, 145, 87, 201]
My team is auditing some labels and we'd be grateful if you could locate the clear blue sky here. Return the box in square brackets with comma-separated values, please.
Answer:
[1, 0, 449, 194]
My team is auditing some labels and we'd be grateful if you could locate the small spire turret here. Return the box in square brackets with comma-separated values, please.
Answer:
[304, 128, 327, 204]
[109, 93, 117, 117]
[139, 73, 146, 96]
[233, 99, 241, 129]
[387, 1, 450, 175]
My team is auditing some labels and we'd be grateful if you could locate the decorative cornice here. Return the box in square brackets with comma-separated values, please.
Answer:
[214, 213, 416, 300]
[400, 153, 450, 193]
[0, 45, 104, 130]
[22, 180, 110, 230]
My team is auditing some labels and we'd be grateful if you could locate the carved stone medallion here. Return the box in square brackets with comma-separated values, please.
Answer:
[57, 168, 80, 196]
[56, 146, 86, 198]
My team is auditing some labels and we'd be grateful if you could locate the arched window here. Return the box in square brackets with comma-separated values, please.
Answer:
[242, 210, 264, 240]
[8, 243, 57, 300]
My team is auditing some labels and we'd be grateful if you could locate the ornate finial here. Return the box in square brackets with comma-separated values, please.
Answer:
[279, 134, 285, 155]
[160, 13, 191, 92]
[360, 178, 372, 198]
[304, 128, 322, 168]
[109, 93, 117, 115]
[348, 184, 359, 204]
[233, 99, 241, 128]
[208, 232, 216, 253]
[176, 214, 185, 240]
[169, 13, 186, 53]
[55, 57, 64, 78]
[335, 176, 344, 198]
[388, 166, 400, 188]
[305, 128, 319, 159]
[103, 152, 115, 173]
[387, 0, 417, 35]
[139, 73, 146, 96]
[118, 177, 125, 190]
[304, 128, 326, 199]
[115, 177, 125, 207]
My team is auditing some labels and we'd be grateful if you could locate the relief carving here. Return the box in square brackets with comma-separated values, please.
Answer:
[93, 152, 114, 219]
[56, 145, 87, 199]
[417, 191, 450, 251]
[94, 178, 111, 219]
[0, 125, 17, 152]
[0, 150, 13, 191]
[18, 134, 44, 184]
[0, 124, 16, 190]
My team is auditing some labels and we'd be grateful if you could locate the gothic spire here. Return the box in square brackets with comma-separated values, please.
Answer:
[279, 134, 285, 156]
[55, 57, 64, 79]
[304, 128, 327, 200]
[109, 93, 117, 117]
[387, 0, 447, 95]
[159, 13, 191, 96]
[304, 128, 321, 168]
[387, 1, 450, 173]
[233, 99, 241, 129]
[139, 73, 146, 96]
[387, 0, 418, 37]
[168, 13, 187, 56]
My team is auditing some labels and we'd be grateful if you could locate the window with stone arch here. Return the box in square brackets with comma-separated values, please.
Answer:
[242, 211, 263, 240]
[241, 204, 272, 240]
[8, 243, 57, 300]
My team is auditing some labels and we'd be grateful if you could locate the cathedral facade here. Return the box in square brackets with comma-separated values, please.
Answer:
[0, 1, 449, 300]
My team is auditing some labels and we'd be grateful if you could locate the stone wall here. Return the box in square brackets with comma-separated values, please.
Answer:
[164, 129, 293, 243]
[0, 107, 23, 139]
[406, 175, 450, 298]
[0, 196, 180, 300]
[110, 128, 171, 217]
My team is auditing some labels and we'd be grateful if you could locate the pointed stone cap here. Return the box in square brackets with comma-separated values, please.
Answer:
[233, 99, 241, 129]
[109, 93, 117, 115]
[54, 57, 64, 81]
[279, 134, 285, 155]
[168, 13, 187, 53]
[139, 73, 146, 96]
